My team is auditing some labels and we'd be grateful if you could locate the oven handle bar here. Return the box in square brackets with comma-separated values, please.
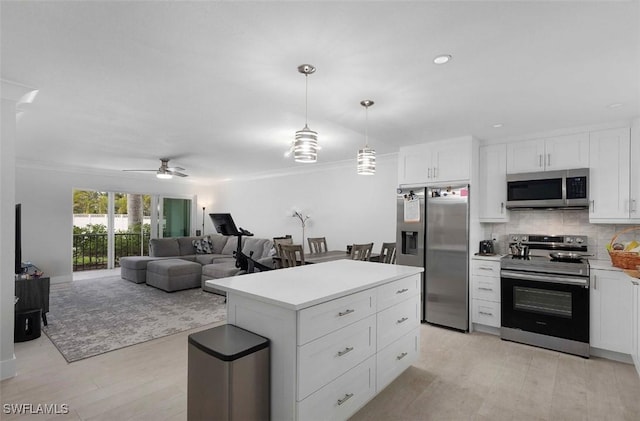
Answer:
[500, 270, 589, 287]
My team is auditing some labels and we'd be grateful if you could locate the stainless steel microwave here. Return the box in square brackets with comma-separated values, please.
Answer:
[506, 168, 589, 209]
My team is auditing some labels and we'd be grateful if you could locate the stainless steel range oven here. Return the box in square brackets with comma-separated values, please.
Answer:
[500, 234, 590, 357]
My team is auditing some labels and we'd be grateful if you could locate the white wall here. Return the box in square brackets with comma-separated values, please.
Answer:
[15, 165, 210, 283]
[210, 154, 398, 254]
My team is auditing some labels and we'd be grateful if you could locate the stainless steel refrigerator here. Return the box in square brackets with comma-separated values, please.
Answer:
[396, 185, 469, 331]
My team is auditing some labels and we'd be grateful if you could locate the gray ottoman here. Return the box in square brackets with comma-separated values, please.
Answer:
[120, 256, 162, 284]
[147, 259, 202, 292]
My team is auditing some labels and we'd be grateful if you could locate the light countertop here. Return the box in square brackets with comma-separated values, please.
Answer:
[471, 254, 505, 261]
[589, 259, 623, 271]
[206, 260, 423, 311]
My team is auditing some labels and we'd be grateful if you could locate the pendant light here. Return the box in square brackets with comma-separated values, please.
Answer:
[293, 64, 318, 163]
[357, 99, 376, 175]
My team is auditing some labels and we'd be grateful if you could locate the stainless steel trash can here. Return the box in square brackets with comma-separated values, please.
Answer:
[188, 324, 269, 421]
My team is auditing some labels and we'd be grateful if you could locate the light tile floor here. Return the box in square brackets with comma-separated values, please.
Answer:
[2, 321, 639, 420]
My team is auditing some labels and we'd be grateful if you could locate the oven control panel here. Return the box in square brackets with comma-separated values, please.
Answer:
[508, 234, 588, 251]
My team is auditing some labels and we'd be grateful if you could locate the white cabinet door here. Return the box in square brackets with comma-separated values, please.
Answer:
[432, 139, 471, 183]
[398, 144, 430, 185]
[630, 122, 640, 222]
[590, 269, 633, 355]
[544, 133, 590, 170]
[632, 279, 640, 370]
[589, 128, 631, 221]
[506, 139, 545, 173]
[478, 144, 508, 221]
[398, 137, 472, 186]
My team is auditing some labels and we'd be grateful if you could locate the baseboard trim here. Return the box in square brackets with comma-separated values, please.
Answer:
[1, 354, 16, 381]
[590, 347, 633, 364]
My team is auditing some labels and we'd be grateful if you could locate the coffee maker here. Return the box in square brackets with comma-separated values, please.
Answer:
[478, 240, 495, 255]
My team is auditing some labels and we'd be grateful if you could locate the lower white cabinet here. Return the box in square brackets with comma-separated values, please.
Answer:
[224, 269, 421, 421]
[590, 269, 633, 355]
[471, 259, 501, 329]
[631, 278, 640, 376]
[297, 356, 376, 421]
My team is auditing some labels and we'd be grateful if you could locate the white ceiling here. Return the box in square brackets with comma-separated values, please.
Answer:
[2, 1, 639, 184]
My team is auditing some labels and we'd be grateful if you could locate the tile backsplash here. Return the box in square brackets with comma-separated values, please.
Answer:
[482, 210, 639, 260]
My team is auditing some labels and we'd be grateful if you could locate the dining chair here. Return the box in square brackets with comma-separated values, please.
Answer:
[350, 242, 374, 261]
[307, 237, 328, 254]
[379, 242, 397, 264]
[273, 235, 293, 256]
[279, 244, 305, 267]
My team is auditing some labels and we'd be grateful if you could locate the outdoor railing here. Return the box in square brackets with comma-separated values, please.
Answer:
[73, 232, 150, 271]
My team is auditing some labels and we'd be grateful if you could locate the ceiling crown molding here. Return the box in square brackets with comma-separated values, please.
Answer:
[1, 79, 38, 104]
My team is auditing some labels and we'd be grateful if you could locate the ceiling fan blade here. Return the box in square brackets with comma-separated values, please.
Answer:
[167, 166, 185, 171]
[122, 169, 157, 172]
[167, 170, 188, 177]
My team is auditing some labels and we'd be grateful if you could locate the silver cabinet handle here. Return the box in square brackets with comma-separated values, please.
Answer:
[397, 317, 409, 324]
[479, 311, 493, 316]
[396, 288, 409, 294]
[396, 352, 408, 360]
[478, 287, 494, 291]
[593, 274, 597, 290]
[338, 309, 355, 317]
[337, 346, 354, 357]
[337, 393, 354, 406]
[539, 154, 543, 167]
[547, 153, 551, 167]
[427, 168, 432, 179]
[631, 199, 637, 212]
[590, 200, 595, 213]
[478, 267, 494, 271]
[501, 202, 504, 214]
[433, 167, 438, 179]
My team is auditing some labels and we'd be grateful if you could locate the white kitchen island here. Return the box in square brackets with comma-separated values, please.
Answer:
[206, 259, 423, 421]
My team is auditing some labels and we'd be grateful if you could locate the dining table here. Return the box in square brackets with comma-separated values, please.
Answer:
[305, 250, 380, 264]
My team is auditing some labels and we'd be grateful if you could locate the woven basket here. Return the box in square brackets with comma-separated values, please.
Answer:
[608, 226, 640, 270]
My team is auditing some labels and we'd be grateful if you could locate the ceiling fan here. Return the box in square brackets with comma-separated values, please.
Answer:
[123, 158, 188, 179]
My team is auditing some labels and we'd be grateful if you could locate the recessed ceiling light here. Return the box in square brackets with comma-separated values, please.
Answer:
[493, 123, 503, 128]
[607, 103, 623, 109]
[433, 55, 452, 65]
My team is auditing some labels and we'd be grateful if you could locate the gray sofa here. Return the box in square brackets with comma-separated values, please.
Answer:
[119, 234, 274, 293]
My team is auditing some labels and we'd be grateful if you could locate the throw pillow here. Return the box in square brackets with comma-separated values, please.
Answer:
[192, 237, 213, 254]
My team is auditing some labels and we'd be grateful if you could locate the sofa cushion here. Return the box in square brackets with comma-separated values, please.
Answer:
[194, 254, 229, 265]
[192, 237, 213, 254]
[149, 238, 180, 257]
[202, 260, 242, 279]
[209, 234, 228, 254]
[242, 237, 274, 260]
[177, 236, 206, 256]
[221, 236, 240, 255]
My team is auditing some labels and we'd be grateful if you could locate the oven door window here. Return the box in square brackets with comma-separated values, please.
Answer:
[514, 287, 572, 318]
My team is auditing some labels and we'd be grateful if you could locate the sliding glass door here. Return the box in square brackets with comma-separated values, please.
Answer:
[161, 197, 192, 238]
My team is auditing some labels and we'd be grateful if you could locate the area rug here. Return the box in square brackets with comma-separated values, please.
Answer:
[43, 275, 226, 363]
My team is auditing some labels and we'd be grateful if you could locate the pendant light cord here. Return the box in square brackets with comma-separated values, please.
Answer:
[364, 105, 369, 147]
[305, 74, 309, 126]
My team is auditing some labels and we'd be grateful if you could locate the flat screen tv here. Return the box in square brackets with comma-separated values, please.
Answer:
[209, 213, 240, 236]
[15, 203, 22, 274]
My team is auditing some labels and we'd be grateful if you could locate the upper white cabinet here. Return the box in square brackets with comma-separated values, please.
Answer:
[506, 133, 590, 174]
[630, 120, 640, 222]
[398, 137, 472, 186]
[590, 269, 633, 355]
[478, 143, 508, 222]
[589, 128, 631, 222]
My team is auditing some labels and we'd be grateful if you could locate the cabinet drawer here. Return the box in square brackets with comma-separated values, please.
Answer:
[471, 275, 500, 302]
[376, 328, 419, 392]
[377, 274, 420, 311]
[297, 356, 376, 421]
[298, 314, 376, 400]
[471, 260, 500, 277]
[298, 289, 376, 345]
[471, 299, 501, 327]
[377, 294, 419, 350]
